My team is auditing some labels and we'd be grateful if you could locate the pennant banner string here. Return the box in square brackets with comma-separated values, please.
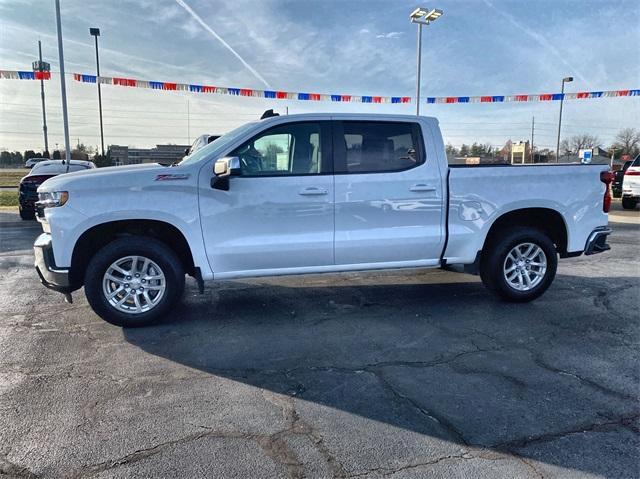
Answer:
[1, 70, 638, 104]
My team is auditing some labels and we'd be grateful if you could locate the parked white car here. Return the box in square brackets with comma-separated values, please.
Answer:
[185, 134, 220, 156]
[34, 113, 613, 327]
[621, 155, 640, 209]
[25, 157, 45, 168]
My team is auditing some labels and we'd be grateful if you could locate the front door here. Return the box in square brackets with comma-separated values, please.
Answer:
[333, 120, 444, 266]
[199, 121, 334, 277]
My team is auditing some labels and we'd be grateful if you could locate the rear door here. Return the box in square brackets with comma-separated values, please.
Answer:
[333, 120, 444, 266]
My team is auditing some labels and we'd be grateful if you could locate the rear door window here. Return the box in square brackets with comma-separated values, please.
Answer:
[334, 121, 424, 174]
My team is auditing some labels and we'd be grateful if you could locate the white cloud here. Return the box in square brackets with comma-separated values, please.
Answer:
[376, 31, 403, 39]
[174, 0, 271, 87]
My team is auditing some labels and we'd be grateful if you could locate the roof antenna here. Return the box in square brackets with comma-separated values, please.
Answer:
[260, 109, 279, 119]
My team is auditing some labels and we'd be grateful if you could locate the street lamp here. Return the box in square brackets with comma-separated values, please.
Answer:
[33, 41, 50, 156]
[90, 27, 105, 159]
[410, 7, 443, 116]
[555, 76, 573, 163]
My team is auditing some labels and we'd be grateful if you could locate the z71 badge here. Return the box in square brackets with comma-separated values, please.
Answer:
[155, 173, 190, 181]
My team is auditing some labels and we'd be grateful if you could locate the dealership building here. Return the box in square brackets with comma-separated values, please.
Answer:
[108, 144, 189, 166]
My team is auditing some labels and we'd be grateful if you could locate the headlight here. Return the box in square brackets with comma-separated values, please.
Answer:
[37, 191, 69, 208]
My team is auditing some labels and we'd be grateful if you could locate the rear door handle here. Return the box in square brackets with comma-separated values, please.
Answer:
[299, 187, 328, 196]
[409, 184, 436, 192]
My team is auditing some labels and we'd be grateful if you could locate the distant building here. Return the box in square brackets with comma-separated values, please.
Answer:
[108, 144, 189, 166]
[510, 141, 531, 164]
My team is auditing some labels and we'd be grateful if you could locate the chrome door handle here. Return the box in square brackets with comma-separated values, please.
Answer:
[409, 184, 436, 192]
[299, 187, 328, 196]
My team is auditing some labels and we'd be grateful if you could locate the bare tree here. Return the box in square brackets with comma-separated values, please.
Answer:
[560, 134, 601, 155]
[613, 128, 640, 155]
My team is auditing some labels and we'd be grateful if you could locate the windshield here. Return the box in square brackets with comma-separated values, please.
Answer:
[30, 162, 92, 175]
[633, 155, 640, 167]
[179, 122, 258, 166]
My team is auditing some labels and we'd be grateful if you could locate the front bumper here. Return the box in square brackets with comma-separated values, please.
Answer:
[584, 227, 612, 256]
[34, 233, 72, 294]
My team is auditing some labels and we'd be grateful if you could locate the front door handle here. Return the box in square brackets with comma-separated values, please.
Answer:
[409, 184, 436, 192]
[299, 187, 328, 196]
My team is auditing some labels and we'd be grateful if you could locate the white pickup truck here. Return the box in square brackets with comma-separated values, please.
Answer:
[34, 113, 614, 327]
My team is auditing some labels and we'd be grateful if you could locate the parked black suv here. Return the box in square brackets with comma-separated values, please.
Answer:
[612, 160, 633, 198]
[19, 160, 95, 220]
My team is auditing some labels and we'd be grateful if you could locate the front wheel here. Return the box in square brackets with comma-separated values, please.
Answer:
[480, 227, 558, 303]
[19, 207, 35, 220]
[622, 197, 638, 210]
[84, 236, 185, 327]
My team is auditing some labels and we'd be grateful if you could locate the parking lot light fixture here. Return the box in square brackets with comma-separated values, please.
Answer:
[555, 76, 573, 163]
[90, 27, 105, 159]
[410, 7, 443, 116]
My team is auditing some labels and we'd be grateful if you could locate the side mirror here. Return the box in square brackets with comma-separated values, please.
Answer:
[211, 156, 241, 190]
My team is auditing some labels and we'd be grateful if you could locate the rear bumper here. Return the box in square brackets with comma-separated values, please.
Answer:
[34, 233, 72, 294]
[584, 227, 612, 256]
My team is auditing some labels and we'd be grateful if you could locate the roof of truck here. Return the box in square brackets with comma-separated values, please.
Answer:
[258, 112, 437, 123]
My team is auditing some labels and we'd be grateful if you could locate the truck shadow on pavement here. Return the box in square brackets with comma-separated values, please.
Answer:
[124, 273, 639, 477]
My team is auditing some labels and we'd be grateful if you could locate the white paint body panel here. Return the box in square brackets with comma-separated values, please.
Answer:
[622, 166, 640, 198]
[37, 113, 609, 283]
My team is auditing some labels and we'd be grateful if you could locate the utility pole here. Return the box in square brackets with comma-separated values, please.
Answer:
[530, 116, 535, 163]
[610, 146, 616, 169]
[54, 0, 72, 172]
[34, 40, 50, 155]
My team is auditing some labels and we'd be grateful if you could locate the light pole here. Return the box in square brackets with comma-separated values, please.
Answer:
[90, 27, 105, 159]
[54, 0, 71, 172]
[33, 41, 50, 156]
[410, 7, 443, 116]
[555, 76, 573, 163]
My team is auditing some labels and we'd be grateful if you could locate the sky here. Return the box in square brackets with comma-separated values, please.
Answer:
[0, 0, 639, 153]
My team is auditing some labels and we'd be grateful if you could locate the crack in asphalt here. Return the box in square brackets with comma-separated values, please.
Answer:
[494, 413, 640, 450]
[0, 455, 40, 478]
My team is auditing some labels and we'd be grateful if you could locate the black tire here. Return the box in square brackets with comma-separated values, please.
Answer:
[621, 197, 637, 210]
[19, 207, 35, 220]
[480, 226, 558, 303]
[84, 236, 185, 327]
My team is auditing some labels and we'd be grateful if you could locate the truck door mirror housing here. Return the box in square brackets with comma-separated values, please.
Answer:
[212, 157, 241, 190]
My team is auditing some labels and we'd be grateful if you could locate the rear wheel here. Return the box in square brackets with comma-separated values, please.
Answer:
[622, 197, 638, 210]
[480, 227, 557, 302]
[84, 236, 184, 327]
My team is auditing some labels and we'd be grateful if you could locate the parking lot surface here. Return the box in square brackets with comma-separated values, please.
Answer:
[1, 205, 638, 478]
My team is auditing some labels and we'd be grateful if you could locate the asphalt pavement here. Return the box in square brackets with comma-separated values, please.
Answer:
[0, 204, 638, 478]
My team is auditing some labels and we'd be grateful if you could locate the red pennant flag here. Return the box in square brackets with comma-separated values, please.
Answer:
[480, 96, 493, 102]
[515, 95, 528, 101]
[539, 94, 553, 101]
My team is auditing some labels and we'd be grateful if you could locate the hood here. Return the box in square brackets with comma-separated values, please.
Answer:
[37, 163, 182, 192]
